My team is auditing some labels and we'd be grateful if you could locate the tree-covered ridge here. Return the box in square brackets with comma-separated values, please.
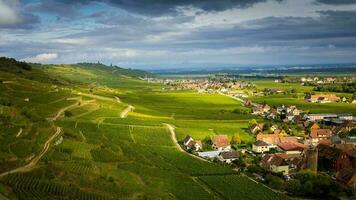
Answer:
[76, 62, 153, 78]
[0, 57, 32, 71]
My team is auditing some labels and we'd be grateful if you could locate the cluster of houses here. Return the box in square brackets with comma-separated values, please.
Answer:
[182, 135, 240, 164]
[250, 117, 356, 188]
[159, 78, 255, 94]
[298, 76, 356, 84]
[181, 99, 355, 188]
[247, 101, 302, 122]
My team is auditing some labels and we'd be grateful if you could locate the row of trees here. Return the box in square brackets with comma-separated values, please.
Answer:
[314, 82, 356, 94]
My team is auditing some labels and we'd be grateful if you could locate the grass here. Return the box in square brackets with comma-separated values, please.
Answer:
[0, 63, 293, 199]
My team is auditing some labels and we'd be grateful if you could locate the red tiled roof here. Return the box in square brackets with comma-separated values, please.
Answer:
[310, 129, 332, 138]
[212, 135, 230, 148]
[278, 142, 306, 151]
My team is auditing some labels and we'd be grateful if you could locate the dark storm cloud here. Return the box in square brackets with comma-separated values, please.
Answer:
[25, 0, 278, 16]
[103, 0, 272, 15]
[315, 0, 356, 5]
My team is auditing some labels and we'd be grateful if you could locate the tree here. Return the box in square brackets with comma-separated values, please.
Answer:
[285, 179, 301, 195]
[249, 119, 257, 127]
[231, 133, 241, 145]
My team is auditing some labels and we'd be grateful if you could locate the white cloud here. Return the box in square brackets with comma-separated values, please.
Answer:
[23, 53, 58, 63]
[0, 0, 21, 25]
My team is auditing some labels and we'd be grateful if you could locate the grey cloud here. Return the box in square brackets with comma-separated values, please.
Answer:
[315, 0, 356, 5]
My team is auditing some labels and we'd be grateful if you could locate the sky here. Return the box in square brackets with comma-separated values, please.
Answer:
[0, 0, 356, 69]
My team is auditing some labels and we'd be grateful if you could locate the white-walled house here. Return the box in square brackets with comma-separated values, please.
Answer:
[252, 140, 274, 153]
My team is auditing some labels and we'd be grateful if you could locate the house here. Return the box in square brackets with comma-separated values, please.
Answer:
[335, 144, 356, 168]
[337, 169, 356, 189]
[262, 104, 271, 112]
[183, 135, 194, 146]
[250, 124, 263, 134]
[277, 142, 306, 155]
[252, 106, 264, 115]
[318, 144, 351, 172]
[306, 94, 340, 103]
[252, 140, 273, 153]
[310, 129, 332, 145]
[261, 154, 289, 175]
[256, 133, 280, 145]
[182, 135, 202, 151]
[218, 151, 240, 164]
[244, 99, 253, 106]
[212, 135, 231, 151]
[286, 112, 295, 121]
[307, 113, 338, 121]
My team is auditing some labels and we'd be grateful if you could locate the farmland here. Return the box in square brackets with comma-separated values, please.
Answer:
[0, 63, 286, 199]
[249, 80, 356, 115]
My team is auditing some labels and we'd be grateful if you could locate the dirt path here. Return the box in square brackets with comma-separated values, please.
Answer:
[164, 124, 208, 162]
[15, 128, 23, 138]
[120, 105, 135, 118]
[0, 127, 62, 178]
[47, 98, 95, 121]
[114, 96, 121, 103]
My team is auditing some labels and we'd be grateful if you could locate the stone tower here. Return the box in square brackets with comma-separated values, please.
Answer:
[306, 145, 318, 172]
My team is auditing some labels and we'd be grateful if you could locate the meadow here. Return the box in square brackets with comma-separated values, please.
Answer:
[0, 63, 288, 199]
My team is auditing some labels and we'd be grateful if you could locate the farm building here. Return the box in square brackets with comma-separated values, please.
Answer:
[218, 151, 240, 164]
[212, 135, 231, 151]
[261, 154, 289, 175]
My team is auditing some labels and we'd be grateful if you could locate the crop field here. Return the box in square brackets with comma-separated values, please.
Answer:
[199, 175, 289, 200]
[249, 94, 356, 115]
[0, 64, 290, 199]
[252, 80, 313, 93]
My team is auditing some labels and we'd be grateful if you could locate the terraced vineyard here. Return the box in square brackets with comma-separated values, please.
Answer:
[0, 63, 288, 199]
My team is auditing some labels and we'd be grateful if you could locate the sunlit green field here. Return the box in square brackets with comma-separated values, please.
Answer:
[0, 64, 288, 199]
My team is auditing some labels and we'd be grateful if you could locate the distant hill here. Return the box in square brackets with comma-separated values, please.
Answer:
[76, 62, 153, 78]
[0, 57, 32, 72]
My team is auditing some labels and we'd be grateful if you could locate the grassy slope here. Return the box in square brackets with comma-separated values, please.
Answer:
[0, 63, 286, 200]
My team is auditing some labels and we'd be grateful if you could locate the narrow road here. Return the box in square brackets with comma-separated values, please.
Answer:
[219, 92, 260, 107]
[0, 127, 62, 178]
[120, 105, 135, 118]
[164, 124, 208, 162]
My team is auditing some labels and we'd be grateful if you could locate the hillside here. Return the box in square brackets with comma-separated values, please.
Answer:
[0, 58, 288, 200]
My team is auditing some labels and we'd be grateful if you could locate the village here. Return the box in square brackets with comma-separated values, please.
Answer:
[178, 80, 356, 192]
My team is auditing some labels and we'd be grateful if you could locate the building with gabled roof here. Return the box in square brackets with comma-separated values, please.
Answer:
[212, 135, 230, 151]
[261, 154, 289, 175]
[310, 129, 332, 145]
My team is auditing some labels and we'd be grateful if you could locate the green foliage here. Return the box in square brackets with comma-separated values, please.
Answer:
[0, 57, 31, 71]
[231, 133, 241, 145]
[314, 82, 356, 93]
[265, 174, 285, 190]
[287, 170, 344, 198]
